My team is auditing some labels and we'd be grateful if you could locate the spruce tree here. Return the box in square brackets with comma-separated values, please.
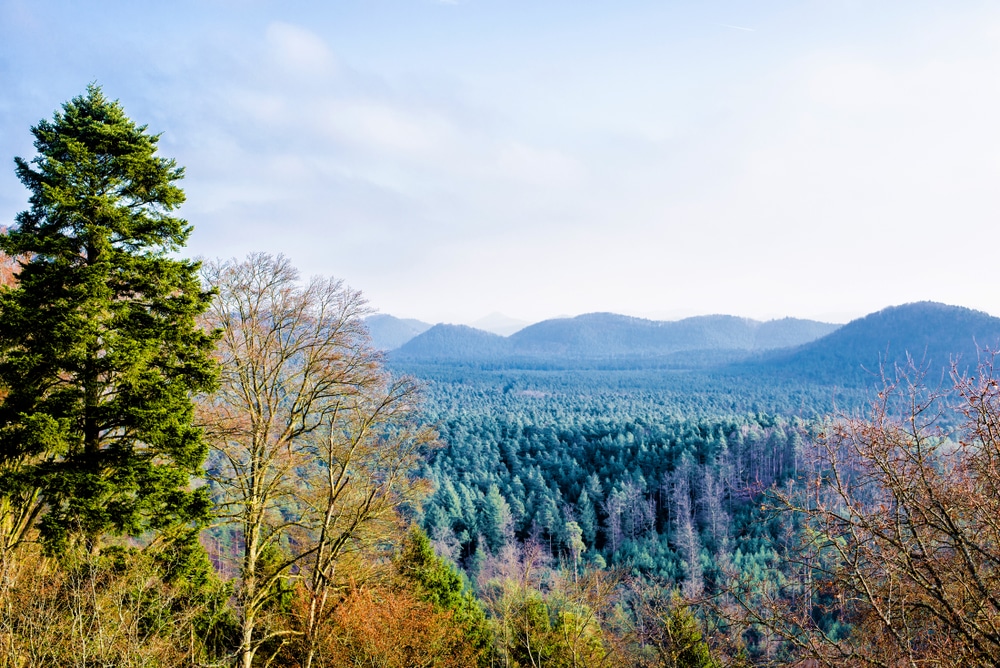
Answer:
[396, 527, 494, 665]
[0, 85, 217, 554]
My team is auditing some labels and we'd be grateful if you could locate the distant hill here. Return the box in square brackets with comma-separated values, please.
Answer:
[739, 302, 1000, 385]
[391, 312, 838, 364]
[364, 314, 432, 351]
[506, 313, 837, 358]
[393, 324, 510, 361]
[753, 317, 843, 350]
[471, 312, 530, 336]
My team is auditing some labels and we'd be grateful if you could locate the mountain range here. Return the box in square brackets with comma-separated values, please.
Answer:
[380, 312, 840, 361]
[372, 302, 1000, 387]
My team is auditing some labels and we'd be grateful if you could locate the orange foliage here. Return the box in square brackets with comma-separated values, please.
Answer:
[0, 228, 21, 289]
[0, 256, 14, 289]
[311, 585, 480, 668]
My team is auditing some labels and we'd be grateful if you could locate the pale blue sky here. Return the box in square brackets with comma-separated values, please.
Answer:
[3, 1, 1000, 325]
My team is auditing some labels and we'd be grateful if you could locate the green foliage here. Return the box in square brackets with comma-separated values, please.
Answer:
[254, 541, 296, 615]
[396, 527, 495, 664]
[654, 600, 720, 668]
[480, 484, 511, 554]
[551, 606, 608, 668]
[508, 594, 555, 666]
[494, 591, 611, 668]
[0, 85, 218, 553]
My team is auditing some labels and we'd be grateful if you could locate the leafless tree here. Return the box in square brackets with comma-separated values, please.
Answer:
[201, 253, 429, 668]
[603, 491, 625, 557]
[0, 545, 201, 666]
[297, 377, 434, 668]
[724, 357, 1000, 667]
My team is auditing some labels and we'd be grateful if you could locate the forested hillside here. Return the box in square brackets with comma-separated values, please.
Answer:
[402, 303, 1000, 577]
[734, 301, 1000, 384]
[392, 299, 1000, 665]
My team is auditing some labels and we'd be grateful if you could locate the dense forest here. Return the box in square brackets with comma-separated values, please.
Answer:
[415, 382, 810, 582]
[2, 88, 1000, 668]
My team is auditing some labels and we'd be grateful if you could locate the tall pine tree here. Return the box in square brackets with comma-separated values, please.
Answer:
[0, 85, 217, 554]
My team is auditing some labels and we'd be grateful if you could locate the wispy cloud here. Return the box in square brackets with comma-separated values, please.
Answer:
[6, 3, 1000, 324]
[265, 22, 338, 79]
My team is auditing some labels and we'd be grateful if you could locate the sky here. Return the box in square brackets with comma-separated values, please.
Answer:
[2, 1, 1000, 326]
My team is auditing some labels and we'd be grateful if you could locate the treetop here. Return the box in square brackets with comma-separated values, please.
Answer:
[11, 83, 189, 259]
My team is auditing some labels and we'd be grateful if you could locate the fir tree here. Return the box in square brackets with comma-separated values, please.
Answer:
[480, 484, 511, 554]
[0, 85, 217, 554]
[396, 527, 494, 665]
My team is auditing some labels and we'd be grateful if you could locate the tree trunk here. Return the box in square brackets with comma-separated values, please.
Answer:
[239, 612, 256, 668]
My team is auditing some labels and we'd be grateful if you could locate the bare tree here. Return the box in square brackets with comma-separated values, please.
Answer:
[297, 377, 434, 668]
[603, 490, 626, 557]
[0, 545, 204, 666]
[200, 253, 396, 668]
[667, 467, 704, 599]
[699, 470, 730, 547]
[726, 357, 1000, 667]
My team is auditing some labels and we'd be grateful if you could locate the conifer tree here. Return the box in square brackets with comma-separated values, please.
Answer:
[396, 527, 494, 665]
[0, 85, 217, 554]
[480, 484, 511, 554]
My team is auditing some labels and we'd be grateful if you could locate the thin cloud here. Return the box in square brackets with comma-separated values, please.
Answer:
[6, 2, 1000, 324]
[265, 22, 338, 79]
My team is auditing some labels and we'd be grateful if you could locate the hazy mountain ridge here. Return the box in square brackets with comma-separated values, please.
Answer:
[388, 303, 1000, 389]
[391, 311, 839, 362]
[364, 314, 433, 351]
[753, 317, 843, 350]
[471, 312, 530, 336]
[736, 302, 1000, 384]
